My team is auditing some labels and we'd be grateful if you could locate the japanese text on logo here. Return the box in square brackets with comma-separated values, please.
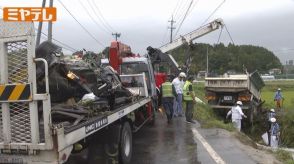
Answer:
[3, 7, 56, 22]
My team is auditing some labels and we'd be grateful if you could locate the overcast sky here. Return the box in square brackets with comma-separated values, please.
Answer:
[1, 0, 294, 64]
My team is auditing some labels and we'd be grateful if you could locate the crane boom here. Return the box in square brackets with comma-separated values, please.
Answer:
[159, 18, 224, 53]
[147, 18, 225, 87]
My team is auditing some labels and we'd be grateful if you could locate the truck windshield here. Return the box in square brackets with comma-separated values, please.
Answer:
[121, 62, 148, 75]
[121, 62, 151, 92]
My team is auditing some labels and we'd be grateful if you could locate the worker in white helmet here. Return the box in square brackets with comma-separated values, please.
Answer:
[226, 101, 247, 131]
[172, 72, 186, 117]
[269, 117, 280, 148]
[267, 109, 276, 145]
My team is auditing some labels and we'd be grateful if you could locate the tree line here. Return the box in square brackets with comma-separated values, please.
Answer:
[170, 43, 282, 75]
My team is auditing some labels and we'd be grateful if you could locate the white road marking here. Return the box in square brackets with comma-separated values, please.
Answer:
[191, 127, 226, 164]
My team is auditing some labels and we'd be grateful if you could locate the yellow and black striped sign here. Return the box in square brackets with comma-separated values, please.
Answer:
[0, 84, 32, 102]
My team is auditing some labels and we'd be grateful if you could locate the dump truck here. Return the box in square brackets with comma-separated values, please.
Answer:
[205, 71, 265, 123]
[0, 20, 157, 164]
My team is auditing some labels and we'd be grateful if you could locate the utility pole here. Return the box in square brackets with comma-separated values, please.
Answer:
[48, 0, 54, 42]
[36, 0, 47, 46]
[168, 16, 176, 43]
[112, 33, 121, 41]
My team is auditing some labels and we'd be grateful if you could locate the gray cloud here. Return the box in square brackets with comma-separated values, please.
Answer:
[47, 5, 293, 65]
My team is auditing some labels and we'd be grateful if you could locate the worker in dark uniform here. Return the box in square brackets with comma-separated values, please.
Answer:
[183, 76, 196, 123]
[160, 76, 176, 123]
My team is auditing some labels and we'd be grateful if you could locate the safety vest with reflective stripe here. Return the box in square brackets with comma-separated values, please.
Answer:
[162, 82, 173, 97]
[183, 81, 193, 101]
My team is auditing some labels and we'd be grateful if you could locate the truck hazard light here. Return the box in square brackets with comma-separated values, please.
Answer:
[0, 83, 32, 102]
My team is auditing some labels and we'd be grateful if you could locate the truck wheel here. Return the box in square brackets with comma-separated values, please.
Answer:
[120, 122, 132, 164]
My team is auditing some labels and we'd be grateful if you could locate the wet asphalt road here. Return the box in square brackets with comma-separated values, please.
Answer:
[66, 112, 259, 164]
[131, 115, 200, 164]
[131, 114, 256, 164]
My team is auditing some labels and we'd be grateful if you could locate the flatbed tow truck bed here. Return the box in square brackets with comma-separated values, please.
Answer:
[63, 97, 150, 139]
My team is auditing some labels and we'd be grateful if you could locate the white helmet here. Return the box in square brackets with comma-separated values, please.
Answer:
[270, 108, 275, 112]
[179, 72, 186, 78]
[270, 117, 276, 123]
[236, 101, 243, 105]
[277, 88, 281, 91]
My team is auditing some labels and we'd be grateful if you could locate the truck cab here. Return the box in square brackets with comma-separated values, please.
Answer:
[101, 54, 158, 125]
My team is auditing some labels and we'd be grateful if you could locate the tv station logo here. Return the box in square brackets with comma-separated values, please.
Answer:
[3, 7, 56, 22]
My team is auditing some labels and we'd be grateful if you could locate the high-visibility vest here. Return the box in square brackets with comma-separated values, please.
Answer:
[162, 82, 173, 97]
[183, 81, 193, 101]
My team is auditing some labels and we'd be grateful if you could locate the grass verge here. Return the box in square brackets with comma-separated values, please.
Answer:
[274, 149, 294, 164]
[194, 103, 235, 132]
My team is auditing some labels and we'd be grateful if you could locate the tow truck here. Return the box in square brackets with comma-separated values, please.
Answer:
[0, 20, 156, 163]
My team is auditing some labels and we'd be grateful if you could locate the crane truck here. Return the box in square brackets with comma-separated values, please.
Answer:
[0, 20, 156, 163]
[147, 18, 224, 86]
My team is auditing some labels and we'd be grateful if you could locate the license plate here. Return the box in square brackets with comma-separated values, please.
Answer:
[0, 157, 24, 163]
[223, 96, 232, 101]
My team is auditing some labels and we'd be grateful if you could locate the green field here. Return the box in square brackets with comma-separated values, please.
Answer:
[260, 80, 294, 147]
[261, 80, 294, 110]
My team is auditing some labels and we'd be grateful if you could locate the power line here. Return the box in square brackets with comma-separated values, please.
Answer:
[91, 0, 115, 32]
[173, 0, 186, 20]
[36, 27, 77, 52]
[86, 0, 112, 34]
[77, 0, 111, 37]
[87, 0, 113, 34]
[171, 0, 182, 17]
[174, 0, 191, 22]
[56, 0, 105, 48]
[39, 31, 78, 52]
[1, 5, 77, 52]
[176, 0, 200, 35]
[174, 0, 194, 37]
[187, 0, 200, 16]
[201, 0, 226, 26]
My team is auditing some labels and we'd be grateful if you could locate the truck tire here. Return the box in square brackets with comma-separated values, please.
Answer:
[120, 122, 132, 164]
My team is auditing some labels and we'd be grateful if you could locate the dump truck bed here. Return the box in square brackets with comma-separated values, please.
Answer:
[205, 72, 264, 100]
